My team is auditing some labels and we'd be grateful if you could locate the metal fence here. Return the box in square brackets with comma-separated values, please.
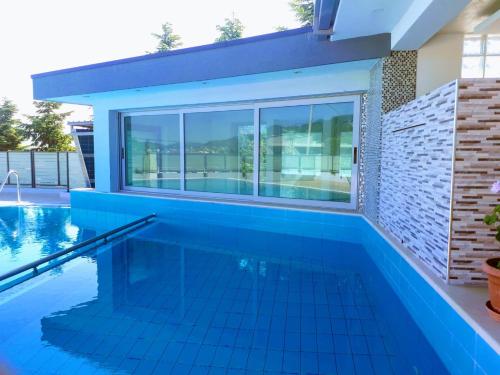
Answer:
[0, 151, 89, 191]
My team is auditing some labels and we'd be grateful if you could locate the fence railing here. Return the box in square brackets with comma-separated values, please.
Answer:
[131, 153, 353, 177]
[0, 151, 89, 191]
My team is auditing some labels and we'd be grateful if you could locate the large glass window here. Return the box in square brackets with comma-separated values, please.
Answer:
[462, 34, 500, 78]
[124, 114, 180, 189]
[259, 102, 354, 202]
[184, 110, 254, 195]
[122, 98, 358, 207]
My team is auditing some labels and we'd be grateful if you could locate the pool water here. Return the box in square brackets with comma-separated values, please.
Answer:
[0, 218, 448, 374]
[0, 207, 95, 276]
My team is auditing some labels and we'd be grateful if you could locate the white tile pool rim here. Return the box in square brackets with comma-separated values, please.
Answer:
[363, 217, 500, 355]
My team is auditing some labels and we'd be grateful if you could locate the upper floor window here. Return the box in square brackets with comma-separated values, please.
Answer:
[462, 34, 500, 78]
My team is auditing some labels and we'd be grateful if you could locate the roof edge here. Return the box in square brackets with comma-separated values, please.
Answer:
[32, 26, 313, 79]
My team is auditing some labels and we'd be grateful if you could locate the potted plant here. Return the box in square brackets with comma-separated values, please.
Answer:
[483, 181, 500, 321]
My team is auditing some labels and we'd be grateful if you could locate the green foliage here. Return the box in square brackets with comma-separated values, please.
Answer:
[0, 98, 23, 151]
[289, 0, 314, 26]
[238, 134, 253, 179]
[215, 15, 244, 42]
[275, 26, 289, 32]
[22, 101, 74, 151]
[484, 205, 500, 243]
[152, 22, 182, 52]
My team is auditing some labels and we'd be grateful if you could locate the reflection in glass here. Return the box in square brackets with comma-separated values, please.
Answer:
[184, 110, 254, 194]
[124, 114, 180, 190]
[486, 35, 500, 54]
[463, 36, 483, 55]
[461, 56, 484, 78]
[485, 56, 500, 77]
[259, 103, 353, 202]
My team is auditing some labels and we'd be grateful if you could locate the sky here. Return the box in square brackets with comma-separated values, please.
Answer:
[0, 0, 301, 122]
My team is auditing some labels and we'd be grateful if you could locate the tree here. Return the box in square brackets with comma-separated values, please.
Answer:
[289, 0, 314, 26]
[0, 98, 23, 151]
[152, 22, 182, 52]
[22, 101, 74, 151]
[215, 14, 244, 42]
[275, 26, 289, 32]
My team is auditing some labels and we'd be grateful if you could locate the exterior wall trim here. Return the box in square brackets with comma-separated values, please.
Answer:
[446, 79, 460, 282]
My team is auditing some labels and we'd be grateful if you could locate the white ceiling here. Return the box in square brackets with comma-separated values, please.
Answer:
[330, 0, 473, 50]
[331, 0, 414, 41]
[443, 0, 500, 33]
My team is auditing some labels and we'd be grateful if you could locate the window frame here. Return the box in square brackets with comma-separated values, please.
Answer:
[462, 34, 500, 78]
[119, 95, 360, 210]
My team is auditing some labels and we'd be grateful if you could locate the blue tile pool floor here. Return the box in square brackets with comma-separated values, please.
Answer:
[0, 220, 448, 374]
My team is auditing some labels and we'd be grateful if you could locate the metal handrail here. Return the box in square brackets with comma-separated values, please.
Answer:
[0, 213, 156, 284]
[0, 170, 21, 202]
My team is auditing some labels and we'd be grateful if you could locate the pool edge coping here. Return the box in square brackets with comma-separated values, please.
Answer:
[362, 216, 500, 356]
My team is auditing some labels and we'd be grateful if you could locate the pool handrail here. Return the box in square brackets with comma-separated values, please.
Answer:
[0, 170, 21, 203]
[0, 213, 156, 284]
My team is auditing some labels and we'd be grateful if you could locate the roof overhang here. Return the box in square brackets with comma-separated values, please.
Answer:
[313, 0, 341, 35]
[323, 0, 471, 50]
[32, 27, 390, 101]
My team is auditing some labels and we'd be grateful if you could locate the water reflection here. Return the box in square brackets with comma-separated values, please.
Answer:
[0, 207, 95, 275]
[38, 232, 291, 373]
[1, 222, 448, 374]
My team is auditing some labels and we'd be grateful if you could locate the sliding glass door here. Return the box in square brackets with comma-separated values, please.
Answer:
[121, 96, 359, 208]
[124, 114, 180, 190]
[259, 102, 354, 202]
[184, 110, 254, 195]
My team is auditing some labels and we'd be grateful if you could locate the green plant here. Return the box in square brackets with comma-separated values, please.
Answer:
[215, 14, 244, 42]
[484, 181, 500, 269]
[151, 22, 182, 52]
[484, 206, 500, 241]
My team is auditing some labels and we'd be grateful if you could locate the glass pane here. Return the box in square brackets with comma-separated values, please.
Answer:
[259, 102, 354, 202]
[461, 56, 484, 78]
[124, 114, 180, 190]
[184, 110, 254, 195]
[485, 56, 500, 77]
[463, 35, 483, 55]
[486, 35, 500, 54]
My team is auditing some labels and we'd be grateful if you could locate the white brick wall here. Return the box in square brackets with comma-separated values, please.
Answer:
[378, 81, 457, 279]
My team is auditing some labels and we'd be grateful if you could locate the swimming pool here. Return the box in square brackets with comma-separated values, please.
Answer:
[0, 215, 448, 374]
[0, 207, 91, 276]
[0, 206, 141, 291]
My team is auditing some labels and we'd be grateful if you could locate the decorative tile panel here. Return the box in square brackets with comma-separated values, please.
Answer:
[362, 61, 383, 220]
[449, 78, 500, 284]
[378, 81, 457, 280]
[381, 51, 417, 114]
[362, 51, 417, 220]
[358, 93, 368, 212]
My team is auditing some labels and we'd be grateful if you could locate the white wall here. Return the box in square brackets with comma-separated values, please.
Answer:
[416, 33, 463, 97]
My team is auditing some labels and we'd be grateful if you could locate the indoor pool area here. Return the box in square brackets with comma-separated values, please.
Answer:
[0, 214, 447, 375]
